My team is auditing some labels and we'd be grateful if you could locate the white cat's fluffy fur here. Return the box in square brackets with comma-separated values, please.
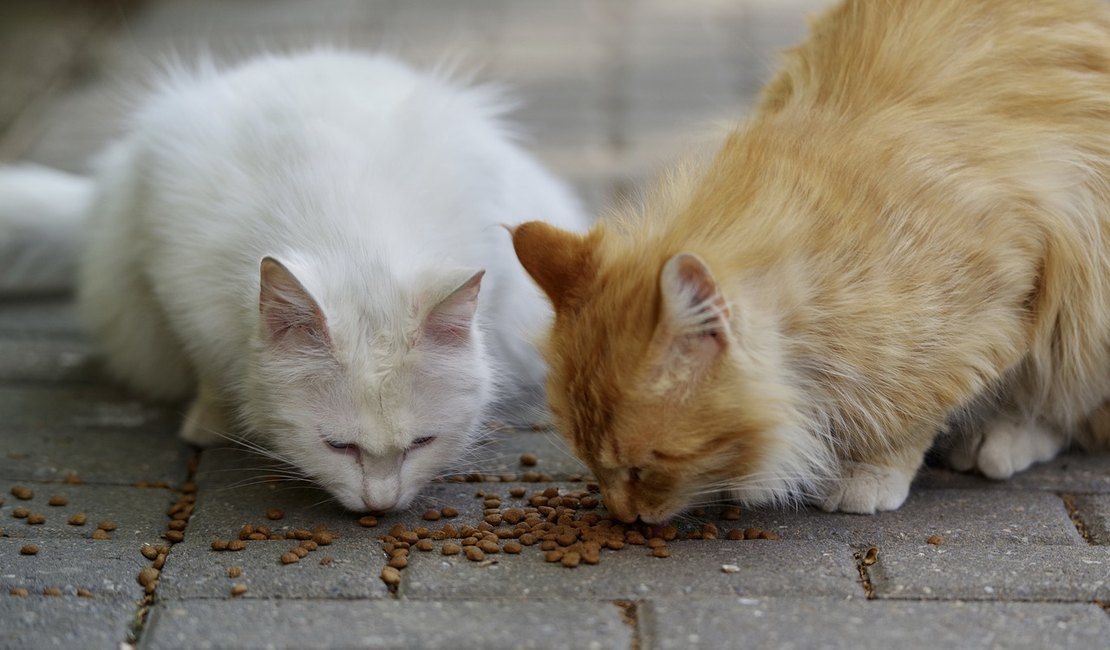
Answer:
[2, 50, 586, 511]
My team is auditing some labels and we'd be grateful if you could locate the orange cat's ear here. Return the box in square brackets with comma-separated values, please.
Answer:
[648, 253, 730, 384]
[259, 257, 332, 350]
[511, 221, 594, 312]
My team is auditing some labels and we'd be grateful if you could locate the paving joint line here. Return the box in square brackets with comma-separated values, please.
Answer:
[1059, 493, 1093, 543]
[614, 599, 642, 650]
[852, 544, 877, 600]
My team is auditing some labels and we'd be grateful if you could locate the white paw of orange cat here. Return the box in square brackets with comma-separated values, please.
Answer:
[818, 462, 913, 514]
[976, 419, 1065, 480]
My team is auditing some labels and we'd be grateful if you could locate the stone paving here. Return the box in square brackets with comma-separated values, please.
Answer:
[2, 1, 1110, 649]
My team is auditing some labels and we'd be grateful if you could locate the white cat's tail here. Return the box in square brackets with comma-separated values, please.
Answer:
[0, 164, 93, 296]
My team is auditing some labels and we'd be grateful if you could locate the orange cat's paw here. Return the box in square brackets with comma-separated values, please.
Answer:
[976, 419, 1065, 480]
[818, 462, 912, 514]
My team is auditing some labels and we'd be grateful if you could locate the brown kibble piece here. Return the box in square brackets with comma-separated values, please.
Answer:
[227, 540, 246, 551]
[97, 520, 118, 531]
[153, 554, 167, 570]
[422, 509, 441, 521]
[9, 587, 28, 597]
[477, 540, 500, 554]
[442, 543, 462, 556]
[10, 486, 32, 500]
[228, 566, 242, 578]
[862, 546, 879, 566]
[266, 509, 284, 520]
[720, 506, 742, 520]
[211, 539, 229, 551]
[519, 453, 538, 466]
[509, 487, 527, 498]
[319, 556, 334, 566]
[230, 583, 248, 596]
[63, 473, 81, 485]
[138, 567, 160, 587]
[311, 531, 335, 546]
[927, 534, 945, 545]
[141, 545, 159, 560]
[415, 539, 434, 552]
[27, 513, 45, 525]
[503, 541, 522, 554]
[726, 529, 744, 541]
[168, 520, 187, 531]
[560, 551, 581, 568]
[652, 547, 671, 558]
[12, 507, 29, 518]
[77, 589, 93, 598]
[440, 507, 459, 518]
[67, 512, 87, 526]
[358, 515, 378, 527]
[292, 546, 309, 558]
[388, 555, 408, 569]
[43, 587, 63, 597]
[91, 530, 110, 540]
[19, 544, 38, 556]
[291, 528, 312, 540]
[463, 546, 485, 562]
[758, 529, 779, 541]
[381, 566, 402, 586]
[47, 495, 67, 507]
[299, 540, 318, 551]
[164, 530, 184, 543]
[744, 527, 762, 540]
[280, 552, 300, 565]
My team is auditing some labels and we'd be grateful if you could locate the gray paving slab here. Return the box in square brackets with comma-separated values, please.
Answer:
[0, 596, 137, 650]
[0, 538, 147, 601]
[470, 428, 591, 479]
[0, 336, 100, 384]
[1, 481, 171, 543]
[1072, 494, 1110, 545]
[741, 488, 1082, 546]
[643, 598, 1110, 650]
[869, 542, 1110, 602]
[0, 387, 189, 485]
[157, 534, 389, 600]
[401, 540, 860, 599]
[0, 298, 82, 337]
[141, 598, 633, 650]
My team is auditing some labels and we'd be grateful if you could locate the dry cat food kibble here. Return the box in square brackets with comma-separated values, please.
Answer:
[91, 529, 110, 540]
[927, 534, 945, 545]
[519, 453, 538, 466]
[42, 587, 63, 597]
[280, 552, 300, 565]
[228, 566, 242, 578]
[266, 509, 284, 520]
[380, 566, 401, 586]
[9, 587, 29, 597]
[862, 546, 879, 566]
[77, 589, 93, 598]
[358, 515, 379, 527]
[97, 520, 118, 531]
[141, 545, 159, 560]
[68, 513, 87, 526]
[422, 509, 441, 521]
[63, 473, 81, 485]
[10, 486, 33, 500]
[230, 583, 248, 596]
[47, 495, 67, 507]
[227, 540, 246, 551]
[137, 567, 159, 587]
[11, 507, 29, 519]
[26, 513, 45, 525]
[442, 543, 461, 556]
[319, 556, 334, 566]
[19, 544, 38, 556]
[164, 530, 184, 543]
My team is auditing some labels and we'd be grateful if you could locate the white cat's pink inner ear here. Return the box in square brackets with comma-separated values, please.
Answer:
[421, 270, 484, 346]
[258, 256, 331, 348]
[660, 252, 731, 347]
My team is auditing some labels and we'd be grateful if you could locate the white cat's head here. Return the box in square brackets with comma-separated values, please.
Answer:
[243, 256, 493, 512]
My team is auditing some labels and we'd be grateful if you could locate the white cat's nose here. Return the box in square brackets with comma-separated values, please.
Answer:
[362, 494, 398, 512]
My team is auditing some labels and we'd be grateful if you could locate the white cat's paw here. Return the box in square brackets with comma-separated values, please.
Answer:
[976, 419, 1064, 480]
[179, 397, 230, 447]
[819, 462, 913, 514]
[945, 430, 981, 472]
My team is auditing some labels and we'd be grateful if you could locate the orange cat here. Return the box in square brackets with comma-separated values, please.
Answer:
[511, 0, 1110, 522]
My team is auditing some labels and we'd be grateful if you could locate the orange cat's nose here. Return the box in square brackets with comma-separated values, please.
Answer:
[602, 490, 639, 523]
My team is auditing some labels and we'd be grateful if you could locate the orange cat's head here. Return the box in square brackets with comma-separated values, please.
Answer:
[512, 220, 818, 524]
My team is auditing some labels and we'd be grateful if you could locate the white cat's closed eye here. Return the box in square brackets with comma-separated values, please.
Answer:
[408, 436, 436, 449]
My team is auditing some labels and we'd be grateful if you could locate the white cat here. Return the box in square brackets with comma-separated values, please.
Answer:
[0, 50, 587, 511]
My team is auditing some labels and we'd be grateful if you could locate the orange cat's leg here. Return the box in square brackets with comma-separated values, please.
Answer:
[179, 381, 232, 447]
[818, 430, 934, 514]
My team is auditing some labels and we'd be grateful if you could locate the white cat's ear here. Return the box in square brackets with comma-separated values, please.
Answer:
[649, 253, 730, 382]
[420, 270, 485, 346]
[258, 257, 331, 350]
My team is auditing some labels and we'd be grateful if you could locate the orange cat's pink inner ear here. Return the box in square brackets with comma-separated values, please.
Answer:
[258, 256, 332, 349]
[420, 270, 484, 346]
[511, 221, 593, 312]
[659, 252, 731, 353]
